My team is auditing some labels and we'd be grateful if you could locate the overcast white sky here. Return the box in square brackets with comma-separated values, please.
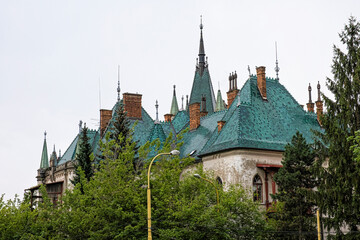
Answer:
[1, 0, 359, 200]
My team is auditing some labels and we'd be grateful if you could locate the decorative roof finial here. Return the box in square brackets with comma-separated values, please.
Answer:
[155, 100, 159, 123]
[317, 81, 321, 101]
[308, 83, 312, 103]
[248, 65, 251, 77]
[275, 42, 280, 80]
[59, 149, 61, 158]
[198, 15, 206, 74]
[117, 65, 120, 102]
[181, 95, 184, 111]
[44, 131, 47, 140]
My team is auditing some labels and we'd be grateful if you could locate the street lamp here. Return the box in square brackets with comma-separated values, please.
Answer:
[147, 150, 180, 240]
[193, 174, 219, 212]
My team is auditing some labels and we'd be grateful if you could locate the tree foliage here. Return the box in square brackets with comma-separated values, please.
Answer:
[315, 16, 360, 237]
[0, 131, 270, 239]
[71, 125, 93, 189]
[270, 132, 317, 239]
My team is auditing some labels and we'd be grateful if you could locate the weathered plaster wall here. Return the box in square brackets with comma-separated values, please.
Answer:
[202, 149, 283, 204]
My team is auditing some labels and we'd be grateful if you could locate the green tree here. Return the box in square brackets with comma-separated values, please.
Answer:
[51, 131, 269, 239]
[315, 16, 360, 237]
[71, 125, 93, 188]
[270, 132, 317, 239]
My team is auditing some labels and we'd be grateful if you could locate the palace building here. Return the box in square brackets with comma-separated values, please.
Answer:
[28, 22, 323, 209]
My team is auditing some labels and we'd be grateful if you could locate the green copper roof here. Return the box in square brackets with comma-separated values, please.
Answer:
[199, 76, 322, 156]
[170, 85, 179, 116]
[189, 67, 216, 113]
[149, 123, 166, 142]
[171, 110, 189, 133]
[40, 138, 49, 169]
[58, 129, 100, 165]
[215, 90, 226, 111]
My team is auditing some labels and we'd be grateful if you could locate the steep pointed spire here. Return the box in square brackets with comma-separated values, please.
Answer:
[40, 131, 49, 169]
[189, 17, 216, 114]
[215, 89, 226, 111]
[170, 85, 179, 116]
[198, 15, 206, 75]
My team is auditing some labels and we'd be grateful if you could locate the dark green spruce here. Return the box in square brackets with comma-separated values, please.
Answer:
[315, 16, 360, 238]
[71, 125, 93, 188]
[271, 132, 317, 240]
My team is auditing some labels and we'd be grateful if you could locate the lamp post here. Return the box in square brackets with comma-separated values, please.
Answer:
[193, 174, 219, 212]
[147, 150, 180, 240]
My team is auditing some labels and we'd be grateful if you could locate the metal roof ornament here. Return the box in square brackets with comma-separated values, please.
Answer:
[308, 83, 312, 103]
[181, 95, 184, 111]
[317, 81, 321, 101]
[117, 65, 121, 102]
[248, 65, 251, 78]
[155, 100, 159, 124]
[275, 42, 280, 81]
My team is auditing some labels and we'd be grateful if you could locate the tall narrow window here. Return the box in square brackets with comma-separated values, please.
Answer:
[253, 175, 262, 202]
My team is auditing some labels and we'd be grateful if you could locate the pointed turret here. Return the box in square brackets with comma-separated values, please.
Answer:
[215, 90, 226, 111]
[189, 17, 216, 116]
[40, 131, 49, 169]
[170, 85, 179, 116]
[50, 145, 57, 167]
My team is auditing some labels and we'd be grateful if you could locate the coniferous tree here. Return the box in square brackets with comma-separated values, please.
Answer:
[315, 16, 360, 237]
[271, 132, 317, 239]
[110, 102, 140, 170]
[71, 126, 93, 187]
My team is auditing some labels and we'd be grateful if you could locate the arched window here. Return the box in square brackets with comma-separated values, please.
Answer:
[216, 176, 223, 186]
[253, 175, 262, 202]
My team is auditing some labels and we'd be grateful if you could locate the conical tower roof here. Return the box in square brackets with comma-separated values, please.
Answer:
[40, 132, 49, 169]
[215, 90, 226, 111]
[170, 85, 179, 116]
[189, 19, 216, 113]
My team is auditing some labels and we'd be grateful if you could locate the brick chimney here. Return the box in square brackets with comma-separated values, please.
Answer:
[227, 72, 239, 108]
[217, 121, 226, 132]
[100, 109, 112, 137]
[315, 81, 323, 124]
[256, 66, 267, 100]
[123, 93, 142, 119]
[189, 102, 201, 130]
[164, 114, 173, 122]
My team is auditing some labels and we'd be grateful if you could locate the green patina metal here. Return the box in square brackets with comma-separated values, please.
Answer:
[40, 136, 49, 169]
[170, 85, 179, 116]
[215, 89, 226, 112]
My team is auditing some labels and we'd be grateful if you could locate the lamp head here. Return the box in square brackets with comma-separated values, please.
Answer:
[194, 174, 201, 179]
[170, 150, 180, 155]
